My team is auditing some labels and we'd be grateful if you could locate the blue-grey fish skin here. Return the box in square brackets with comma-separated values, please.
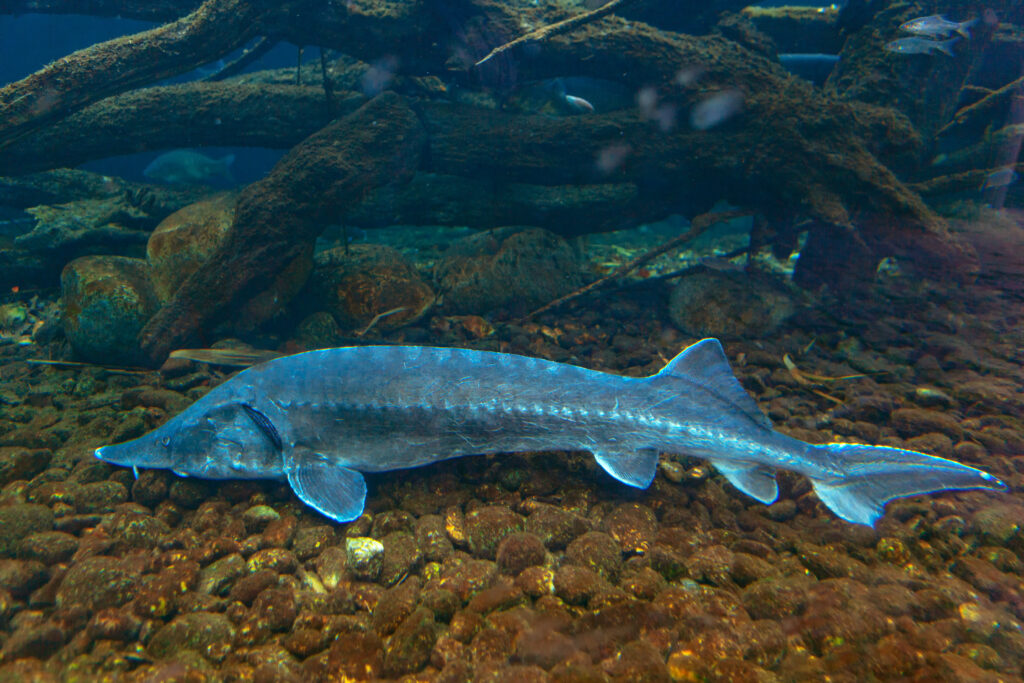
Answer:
[95, 340, 1005, 527]
[143, 150, 235, 185]
[899, 15, 976, 39]
[885, 36, 959, 56]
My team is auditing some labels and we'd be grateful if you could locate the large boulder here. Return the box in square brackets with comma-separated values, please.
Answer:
[146, 193, 313, 330]
[668, 266, 797, 339]
[434, 227, 586, 316]
[308, 244, 434, 334]
[60, 255, 159, 364]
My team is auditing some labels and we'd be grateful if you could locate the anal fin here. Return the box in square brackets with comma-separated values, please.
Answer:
[594, 448, 659, 489]
[710, 459, 779, 504]
[286, 453, 367, 523]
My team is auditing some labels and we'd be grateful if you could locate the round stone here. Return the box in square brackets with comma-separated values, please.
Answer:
[668, 266, 795, 339]
[346, 537, 385, 581]
[60, 255, 159, 364]
[435, 227, 586, 316]
[309, 244, 435, 333]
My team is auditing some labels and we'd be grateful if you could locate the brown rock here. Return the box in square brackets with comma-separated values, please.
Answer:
[603, 503, 657, 554]
[565, 532, 623, 581]
[467, 582, 525, 615]
[496, 532, 547, 576]
[227, 569, 278, 605]
[603, 640, 670, 682]
[147, 192, 313, 330]
[435, 227, 585, 316]
[891, 408, 964, 441]
[253, 588, 298, 632]
[684, 544, 735, 586]
[310, 244, 434, 333]
[465, 506, 525, 560]
[0, 504, 54, 558]
[383, 606, 438, 677]
[147, 612, 236, 660]
[741, 575, 815, 620]
[514, 626, 577, 670]
[1, 622, 63, 660]
[56, 555, 138, 609]
[525, 504, 590, 550]
[380, 531, 422, 587]
[0, 559, 47, 598]
[60, 255, 159, 364]
[326, 631, 383, 679]
[372, 576, 421, 636]
[553, 565, 608, 606]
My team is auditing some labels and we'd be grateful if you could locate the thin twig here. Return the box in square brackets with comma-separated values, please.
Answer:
[475, 0, 639, 67]
[521, 209, 750, 321]
[908, 161, 1024, 195]
[355, 307, 407, 337]
[26, 359, 153, 374]
[611, 244, 752, 291]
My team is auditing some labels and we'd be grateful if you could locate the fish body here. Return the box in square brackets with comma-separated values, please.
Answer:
[982, 168, 1019, 190]
[95, 341, 1005, 527]
[900, 15, 976, 38]
[885, 36, 959, 57]
[505, 77, 629, 116]
[144, 150, 235, 185]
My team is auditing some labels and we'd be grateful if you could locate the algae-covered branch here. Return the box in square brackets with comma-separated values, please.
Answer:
[0, 0, 1020, 364]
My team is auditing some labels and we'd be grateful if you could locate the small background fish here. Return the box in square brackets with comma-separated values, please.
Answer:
[143, 149, 236, 185]
[885, 36, 959, 57]
[900, 15, 976, 38]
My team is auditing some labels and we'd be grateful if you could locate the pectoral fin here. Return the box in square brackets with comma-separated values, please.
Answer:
[286, 454, 367, 523]
[594, 448, 659, 488]
[710, 460, 779, 504]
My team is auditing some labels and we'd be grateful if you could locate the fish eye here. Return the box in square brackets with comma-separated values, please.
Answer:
[161, 436, 171, 448]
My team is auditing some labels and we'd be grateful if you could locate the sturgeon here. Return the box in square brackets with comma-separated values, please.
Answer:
[95, 340, 1006, 526]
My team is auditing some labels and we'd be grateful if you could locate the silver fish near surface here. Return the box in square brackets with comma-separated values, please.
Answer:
[885, 36, 959, 57]
[94, 341, 1006, 527]
[144, 149, 235, 185]
[900, 15, 976, 39]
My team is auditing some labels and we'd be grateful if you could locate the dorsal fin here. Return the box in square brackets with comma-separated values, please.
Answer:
[651, 338, 772, 429]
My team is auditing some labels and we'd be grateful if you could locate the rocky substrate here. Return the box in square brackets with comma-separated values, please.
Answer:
[0, 273, 1021, 682]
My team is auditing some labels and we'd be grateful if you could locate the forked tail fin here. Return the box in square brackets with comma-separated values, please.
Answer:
[808, 443, 1007, 526]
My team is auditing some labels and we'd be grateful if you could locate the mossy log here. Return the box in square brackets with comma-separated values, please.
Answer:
[824, 1, 1017, 142]
[0, 84, 367, 175]
[0, 0, 273, 149]
[0, 0, 990, 362]
[137, 92, 426, 364]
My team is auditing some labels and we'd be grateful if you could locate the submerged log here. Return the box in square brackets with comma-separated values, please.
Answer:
[0, 0, 272, 149]
[137, 92, 426, 364]
[0, 84, 367, 176]
[0, 0, 990, 359]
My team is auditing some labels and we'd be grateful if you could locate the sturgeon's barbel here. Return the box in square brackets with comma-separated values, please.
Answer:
[95, 340, 1006, 526]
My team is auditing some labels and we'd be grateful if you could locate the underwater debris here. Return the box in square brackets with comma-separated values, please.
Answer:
[355, 307, 408, 338]
[474, 0, 640, 67]
[168, 347, 283, 367]
[782, 353, 871, 404]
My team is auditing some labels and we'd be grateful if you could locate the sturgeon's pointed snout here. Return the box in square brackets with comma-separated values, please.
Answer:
[94, 432, 173, 471]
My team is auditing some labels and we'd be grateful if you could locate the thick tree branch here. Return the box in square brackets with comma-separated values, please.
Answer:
[0, 0, 272, 149]
[137, 92, 427, 365]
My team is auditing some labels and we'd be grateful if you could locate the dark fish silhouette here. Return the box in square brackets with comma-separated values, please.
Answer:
[95, 340, 1005, 526]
